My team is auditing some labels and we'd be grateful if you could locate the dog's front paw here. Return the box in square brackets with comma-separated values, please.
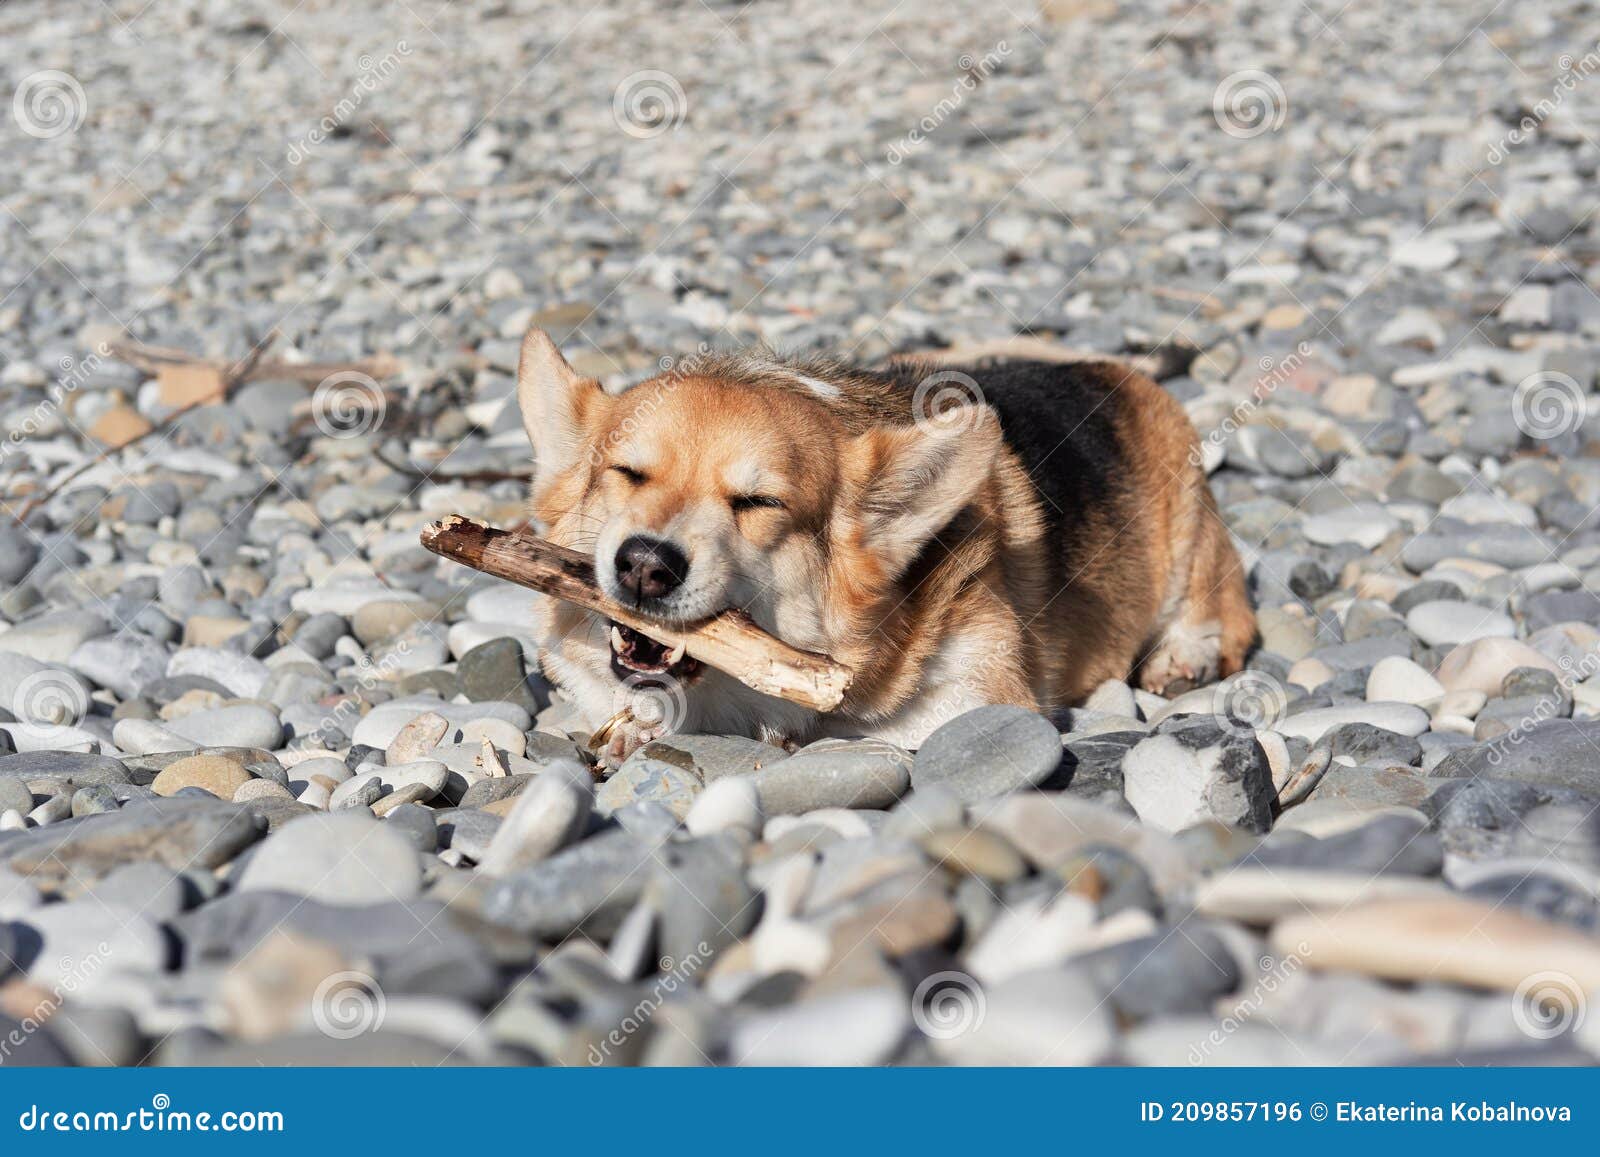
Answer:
[1138, 621, 1222, 697]
[596, 718, 666, 771]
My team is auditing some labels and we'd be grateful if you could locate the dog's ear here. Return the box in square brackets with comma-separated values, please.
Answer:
[846, 406, 1002, 576]
[517, 327, 611, 483]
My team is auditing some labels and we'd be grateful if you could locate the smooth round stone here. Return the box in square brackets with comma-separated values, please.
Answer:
[685, 777, 763, 837]
[17, 902, 169, 994]
[166, 647, 270, 698]
[1405, 599, 1515, 647]
[67, 635, 169, 700]
[352, 599, 439, 645]
[911, 706, 1062, 804]
[447, 621, 539, 661]
[729, 987, 909, 1066]
[384, 802, 438, 853]
[457, 637, 539, 709]
[478, 760, 594, 876]
[1365, 655, 1445, 705]
[89, 861, 191, 920]
[918, 827, 1028, 881]
[750, 739, 911, 814]
[233, 778, 294, 803]
[236, 811, 423, 905]
[1274, 703, 1430, 744]
[465, 586, 543, 623]
[0, 610, 109, 664]
[151, 754, 253, 798]
[1435, 637, 1562, 696]
[0, 768, 35, 811]
[165, 705, 284, 751]
[1301, 506, 1398, 549]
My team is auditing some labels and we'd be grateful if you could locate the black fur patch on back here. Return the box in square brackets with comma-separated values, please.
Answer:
[879, 358, 1134, 543]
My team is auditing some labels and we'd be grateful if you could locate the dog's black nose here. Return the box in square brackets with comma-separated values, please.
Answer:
[614, 535, 689, 601]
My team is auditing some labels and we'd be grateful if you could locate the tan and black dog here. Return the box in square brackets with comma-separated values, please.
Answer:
[516, 327, 1254, 764]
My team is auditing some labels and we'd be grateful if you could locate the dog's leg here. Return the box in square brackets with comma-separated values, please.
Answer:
[1137, 486, 1254, 697]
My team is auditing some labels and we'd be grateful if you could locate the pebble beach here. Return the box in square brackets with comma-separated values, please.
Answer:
[1, 0, 1599, 1065]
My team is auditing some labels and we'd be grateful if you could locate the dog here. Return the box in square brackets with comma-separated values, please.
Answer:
[516, 326, 1255, 766]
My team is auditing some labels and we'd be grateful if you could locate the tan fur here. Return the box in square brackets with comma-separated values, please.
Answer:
[516, 329, 1254, 759]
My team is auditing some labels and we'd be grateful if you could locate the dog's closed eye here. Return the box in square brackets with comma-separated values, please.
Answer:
[610, 464, 647, 484]
[730, 494, 785, 513]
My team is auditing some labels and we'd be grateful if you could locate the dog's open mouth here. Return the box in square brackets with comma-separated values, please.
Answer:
[608, 620, 704, 682]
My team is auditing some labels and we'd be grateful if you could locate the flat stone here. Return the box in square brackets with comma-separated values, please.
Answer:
[1195, 866, 1451, 923]
[0, 797, 261, 888]
[1432, 720, 1600, 793]
[729, 986, 909, 1066]
[1274, 702, 1430, 744]
[1243, 813, 1442, 875]
[0, 751, 131, 786]
[1273, 895, 1600, 991]
[482, 828, 655, 940]
[596, 757, 703, 820]
[751, 739, 911, 814]
[1405, 599, 1515, 647]
[166, 705, 284, 751]
[911, 705, 1062, 803]
[236, 810, 423, 905]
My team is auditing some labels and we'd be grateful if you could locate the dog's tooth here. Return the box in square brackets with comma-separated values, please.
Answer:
[667, 640, 687, 666]
[610, 626, 626, 653]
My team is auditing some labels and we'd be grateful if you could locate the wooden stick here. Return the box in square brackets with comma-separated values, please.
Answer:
[420, 516, 854, 712]
[104, 336, 400, 386]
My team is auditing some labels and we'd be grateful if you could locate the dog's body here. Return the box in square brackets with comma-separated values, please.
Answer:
[517, 328, 1254, 764]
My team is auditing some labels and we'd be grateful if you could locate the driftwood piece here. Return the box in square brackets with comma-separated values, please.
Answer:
[420, 516, 854, 712]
